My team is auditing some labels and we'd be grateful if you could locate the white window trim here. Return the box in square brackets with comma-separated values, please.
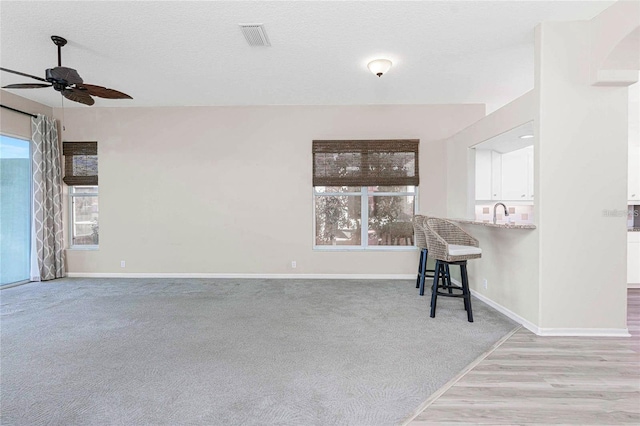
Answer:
[312, 186, 418, 251]
[67, 245, 99, 251]
[68, 186, 99, 250]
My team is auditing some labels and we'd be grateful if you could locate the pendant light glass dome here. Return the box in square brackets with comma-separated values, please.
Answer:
[367, 59, 393, 77]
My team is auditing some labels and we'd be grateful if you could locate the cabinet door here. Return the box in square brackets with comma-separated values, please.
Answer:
[629, 143, 640, 201]
[501, 148, 529, 200]
[526, 146, 534, 200]
[629, 83, 639, 201]
[628, 233, 640, 285]
[475, 149, 492, 200]
[491, 150, 502, 200]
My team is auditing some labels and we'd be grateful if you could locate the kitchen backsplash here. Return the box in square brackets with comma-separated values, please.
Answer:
[473, 204, 638, 228]
[475, 204, 535, 224]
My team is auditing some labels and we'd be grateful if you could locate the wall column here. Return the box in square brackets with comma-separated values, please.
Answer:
[535, 19, 631, 333]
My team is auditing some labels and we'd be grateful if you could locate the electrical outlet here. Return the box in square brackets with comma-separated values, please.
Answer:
[483, 278, 488, 290]
[120, 260, 126, 268]
[291, 261, 297, 269]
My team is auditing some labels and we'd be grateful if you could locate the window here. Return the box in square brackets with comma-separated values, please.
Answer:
[0, 134, 31, 285]
[64, 142, 98, 248]
[313, 140, 419, 249]
[70, 186, 99, 247]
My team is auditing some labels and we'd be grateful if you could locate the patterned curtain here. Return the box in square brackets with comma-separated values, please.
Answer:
[31, 115, 65, 281]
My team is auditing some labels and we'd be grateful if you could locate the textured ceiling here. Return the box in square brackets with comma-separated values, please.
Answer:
[0, 1, 614, 111]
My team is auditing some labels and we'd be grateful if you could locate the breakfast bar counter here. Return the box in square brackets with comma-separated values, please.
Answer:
[449, 219, 537, 230]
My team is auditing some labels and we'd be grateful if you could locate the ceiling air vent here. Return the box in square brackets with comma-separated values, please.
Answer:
[239, 24, 271, 47]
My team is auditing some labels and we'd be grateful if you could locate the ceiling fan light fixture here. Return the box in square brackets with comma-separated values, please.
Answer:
[0, 35, 132, 106]
[367, 59, 392, 77]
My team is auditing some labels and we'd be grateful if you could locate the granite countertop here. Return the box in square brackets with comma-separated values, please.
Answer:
[450, 218, 639, 231]
[450, 218, 537, 230]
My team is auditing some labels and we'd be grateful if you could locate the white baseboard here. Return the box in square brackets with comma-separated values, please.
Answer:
[464, 284, 541, 335]
[533, 327, 630, 337]
[65, 272, 415, 280]
[628, 283, 640, 289]
[450, 278, 631, 338]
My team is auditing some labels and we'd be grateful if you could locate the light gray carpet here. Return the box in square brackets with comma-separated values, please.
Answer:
[0, 278, 517, 425]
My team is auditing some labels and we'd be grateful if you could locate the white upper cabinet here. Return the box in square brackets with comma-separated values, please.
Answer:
[491, 150, 503, 200]
[475, 149, 492, 200]
[630, 143, 639, 201]
[629, 83, 640, 202]
[527, 148, 534, 200]
[629, 232, 640, 285]
[501, 146, 534, 200]
[475, 146, 533, 201]
[473, 122, 534, 202]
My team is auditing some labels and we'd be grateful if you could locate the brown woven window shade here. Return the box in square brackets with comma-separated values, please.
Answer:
[313, 139, 419, 186]
[63, 142, 98, 186]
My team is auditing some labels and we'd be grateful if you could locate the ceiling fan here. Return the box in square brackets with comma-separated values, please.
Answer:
[1, 35, 132, 106]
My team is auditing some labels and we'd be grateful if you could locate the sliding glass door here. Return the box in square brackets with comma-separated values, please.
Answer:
[0, 134, 31, 286]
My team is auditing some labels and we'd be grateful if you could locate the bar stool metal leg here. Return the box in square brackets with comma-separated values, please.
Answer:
[419, 249, 432, 296]
[429, 260, 441, 317]
[444, 264, 453, 294]
[416, 248, 426, 289]
[460, 262, 474, 322]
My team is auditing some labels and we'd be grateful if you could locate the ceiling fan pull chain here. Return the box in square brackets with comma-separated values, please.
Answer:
[60, 95, 65, 131]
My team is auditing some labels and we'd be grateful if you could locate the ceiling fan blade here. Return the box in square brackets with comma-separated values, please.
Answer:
[61, 88, 94, 106]
[49, 66, 83, 84]
[0, 67, 48, 82]
[77, 83, 132, 99]
[3, 83, 52, 89]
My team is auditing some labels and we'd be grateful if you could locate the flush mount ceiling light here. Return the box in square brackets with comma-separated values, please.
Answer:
[519, 134, 534, 139]
[367, 59, 392, 77]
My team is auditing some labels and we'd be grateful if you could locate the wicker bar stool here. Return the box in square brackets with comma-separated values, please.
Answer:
[424, 218, 482, 322]
[413, 215, 435, 294]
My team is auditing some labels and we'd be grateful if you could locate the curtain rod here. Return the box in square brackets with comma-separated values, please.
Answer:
[0, 104, 37, 118]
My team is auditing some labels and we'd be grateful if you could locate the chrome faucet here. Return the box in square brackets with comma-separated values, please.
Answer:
[493, 202, 509, 224]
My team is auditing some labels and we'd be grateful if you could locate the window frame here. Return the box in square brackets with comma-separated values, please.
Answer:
[312, 186, 418, 251]
[68, 185, 99, 250]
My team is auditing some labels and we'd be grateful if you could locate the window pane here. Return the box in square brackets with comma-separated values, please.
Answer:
[0, 135, 31, 285]
[314, 186, 361, 193]
[72, 195, 99, 245]
[72, 154, 98, 176]
[314, 152, 362, 180]
[71, 185, 98, 194]
[368, 152, 416, 178]
[368, 195, 415, 246]
[315, 195, 361, 246]
[369, 185, 416, 193]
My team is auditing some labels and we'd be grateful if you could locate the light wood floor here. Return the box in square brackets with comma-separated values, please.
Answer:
[406, 289, 640, 425]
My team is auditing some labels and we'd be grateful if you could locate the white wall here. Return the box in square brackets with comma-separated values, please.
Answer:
[418, 138, 450, 218]
[438, 2, 636, 334]
[536, 20, 629, 331]
[56, 104, 484, 275]
[446, 91, 536, 219]
[0, 90, 54, 138]
[589, 0, 640, 83]
[442, 91, 540, 326]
